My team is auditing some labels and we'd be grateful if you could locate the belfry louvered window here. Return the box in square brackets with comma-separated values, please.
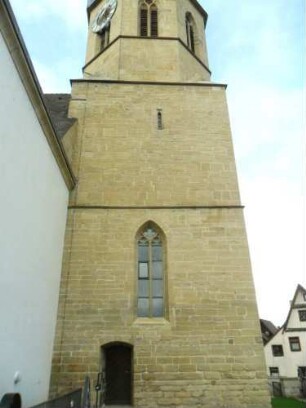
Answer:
[100, 25, 111, 51]
[186, 12, 196, 53]
[137, 223, 165, 317]
[140, 0, 158, 37]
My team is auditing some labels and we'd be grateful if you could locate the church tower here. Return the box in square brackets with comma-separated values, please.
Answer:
[50, 1, 270, 407]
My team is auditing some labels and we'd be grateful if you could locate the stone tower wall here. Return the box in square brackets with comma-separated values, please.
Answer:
[50, 207, 269, 408]
[51, 1, 271, 406]
[68, 82, 240, 207]
[50, 81, 271, 407]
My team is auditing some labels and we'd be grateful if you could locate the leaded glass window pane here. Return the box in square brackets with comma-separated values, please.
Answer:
[138, 244, 149, 262]
[152, 245, 162, 261]
[152, 280, 163, 297]
[139, 280, 149, 297]
[139, 262, 149, 278]
[152, 298, 164, 317]
[138, 298, 149, 317]
[152, 261, 162, 279]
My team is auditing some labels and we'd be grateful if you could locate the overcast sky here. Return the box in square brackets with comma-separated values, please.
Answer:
[9, 0, 305, 326]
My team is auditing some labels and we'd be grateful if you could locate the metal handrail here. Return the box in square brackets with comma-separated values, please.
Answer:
[30, 389, 82, 408]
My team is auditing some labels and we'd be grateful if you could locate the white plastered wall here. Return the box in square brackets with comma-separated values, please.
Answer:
[0, 32, 69, 407]
[264, 290, 306, 379]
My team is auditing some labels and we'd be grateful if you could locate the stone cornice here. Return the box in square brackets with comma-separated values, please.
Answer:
[0, 0, 76, 190]
[71, 78, 227, 89]
[189, 0, 208, 27]
[68, 205, 243, 210]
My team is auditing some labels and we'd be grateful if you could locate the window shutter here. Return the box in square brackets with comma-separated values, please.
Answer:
[190, 26, 195, 53]
[150, 8, 158, 37]
[186, 21, 190, 48]
[140, 7, 148, 37]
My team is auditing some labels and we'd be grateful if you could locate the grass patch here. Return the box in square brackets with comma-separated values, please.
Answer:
[271, 397, 306, 408]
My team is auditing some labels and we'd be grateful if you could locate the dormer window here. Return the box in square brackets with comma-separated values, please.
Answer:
[140, 0, 158, 37]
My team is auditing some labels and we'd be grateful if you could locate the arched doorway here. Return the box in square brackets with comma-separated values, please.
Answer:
[102, 342, 133, 405]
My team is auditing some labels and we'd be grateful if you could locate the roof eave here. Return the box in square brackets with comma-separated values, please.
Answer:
[282, 284, 306, 332]
[189, 0, 208, 27]
[0, 0, 76, 190]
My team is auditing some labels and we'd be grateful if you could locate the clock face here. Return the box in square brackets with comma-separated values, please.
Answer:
[92, 0, 117, 33]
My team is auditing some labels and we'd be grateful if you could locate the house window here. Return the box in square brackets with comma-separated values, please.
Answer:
[289, 337, 301, 352]
[303, 293, 306, 301]
[298, 310, 306, 321]
[269, 367, 279, 377]
[140, 0, 158, 37]
[272, 345, 284, 357]
[137, 223, 165, 317]
[185, 12, 196, 53]
[298, 367, 306, 378]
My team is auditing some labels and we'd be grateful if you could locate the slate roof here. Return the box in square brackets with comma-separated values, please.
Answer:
[43, 94, 76, 139]
[260, 319, 278, 345]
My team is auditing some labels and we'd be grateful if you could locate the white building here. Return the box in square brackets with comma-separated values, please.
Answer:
[0, 1, 75, 406]
[264, 284, 306, 398]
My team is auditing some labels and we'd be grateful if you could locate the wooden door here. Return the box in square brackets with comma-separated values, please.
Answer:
[105, 344, 132, 405]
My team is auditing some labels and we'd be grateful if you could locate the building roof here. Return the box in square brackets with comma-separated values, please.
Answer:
[43, 94, 76, 139]
[0, 0, 76, 190]
[261, 319, 278, 335]
[264, 284, 306, 345]
[260, 319, 278, 344]
[282, 284, 306, 332]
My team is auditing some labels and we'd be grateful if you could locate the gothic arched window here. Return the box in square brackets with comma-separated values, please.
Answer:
[139, 0, 158, 38]
[137, 222, 165, 317]
[185, 12, 196, 53]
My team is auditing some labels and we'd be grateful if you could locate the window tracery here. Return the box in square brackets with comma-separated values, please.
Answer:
[137, 222, 165, 317]
[139, 0, 158, 37]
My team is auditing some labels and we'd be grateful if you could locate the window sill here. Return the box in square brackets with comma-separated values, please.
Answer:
[132, 317, 170, 326]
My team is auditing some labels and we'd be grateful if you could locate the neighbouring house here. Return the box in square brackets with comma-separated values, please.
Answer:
[264, 284, 306, 398]
[0, 1, 75, 406]
[260, 319, 278, 345]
